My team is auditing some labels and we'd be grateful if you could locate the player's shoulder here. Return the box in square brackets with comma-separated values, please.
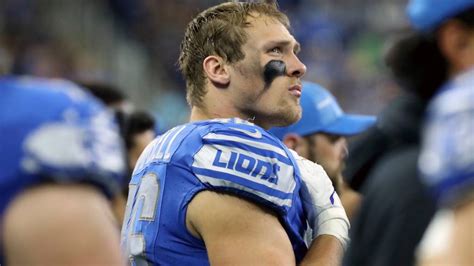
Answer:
[190, 118, 299, 210]
[132, 122, 200, 173]
[133, 118, 291, 171]
[133, 118, 300, 212]
[200, 117, 289, 151]
[190, 118, 296, 168]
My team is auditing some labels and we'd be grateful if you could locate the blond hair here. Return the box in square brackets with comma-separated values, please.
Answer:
[178, 1, 290, 107]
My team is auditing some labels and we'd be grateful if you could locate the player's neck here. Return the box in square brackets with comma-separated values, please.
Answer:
[189, 105, 253, 122]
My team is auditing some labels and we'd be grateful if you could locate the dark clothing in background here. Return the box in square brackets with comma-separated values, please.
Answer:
[344, 93, 423, 190]
[343, 93, 437, 266]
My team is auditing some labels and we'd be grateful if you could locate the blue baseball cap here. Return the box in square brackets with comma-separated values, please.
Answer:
[407, 0, 474, 32]
[270, 81, 376, 140]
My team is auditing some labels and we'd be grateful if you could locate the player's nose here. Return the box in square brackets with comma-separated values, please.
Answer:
[287, 53, 306, 78]
[340, 138, 349, 160]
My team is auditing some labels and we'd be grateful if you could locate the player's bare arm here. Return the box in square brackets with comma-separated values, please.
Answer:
[452, 199, 474, 265]
[186, 191, 296, 265]
[301, 235, 344, 266]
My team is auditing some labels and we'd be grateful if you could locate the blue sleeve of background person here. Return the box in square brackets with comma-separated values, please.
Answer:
[0, 76, 126, 215]
[122, 118, 308, 265]
[419, 80, 474, 206]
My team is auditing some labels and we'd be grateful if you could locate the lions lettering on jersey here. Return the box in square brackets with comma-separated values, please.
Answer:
[121, 118, 308, 265]
[212, 149, 280, 185]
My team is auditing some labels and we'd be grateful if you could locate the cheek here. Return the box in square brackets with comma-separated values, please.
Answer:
[315, 143, 339, 162]
[234, 56, 261, 79]
[263, 60, 286, 87]
[296, 142, 311, 159]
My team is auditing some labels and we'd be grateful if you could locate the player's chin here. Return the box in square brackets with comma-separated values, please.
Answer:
[288, 109, 302, 125]
[340, 162, 346, 172]
[273, 106, 301, 127]
[289, 104, 302, 122]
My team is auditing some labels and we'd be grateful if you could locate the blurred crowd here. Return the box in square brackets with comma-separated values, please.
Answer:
[0, 0, 409, 132]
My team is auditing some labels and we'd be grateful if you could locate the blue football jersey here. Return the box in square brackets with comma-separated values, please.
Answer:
[419, 68, 474, 206]
[121, 118, 309, 265]
[0, 76, 126, 261]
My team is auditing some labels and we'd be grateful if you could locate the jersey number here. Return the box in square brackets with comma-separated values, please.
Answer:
[122, 173, 160, 265]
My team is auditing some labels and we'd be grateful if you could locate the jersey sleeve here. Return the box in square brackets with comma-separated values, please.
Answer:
[419, 88, 474, 206]
[190, 123, 297, 214]
[20, 81, 126, 197]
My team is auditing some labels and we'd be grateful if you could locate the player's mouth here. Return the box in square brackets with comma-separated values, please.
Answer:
[289, 84, 302, 97]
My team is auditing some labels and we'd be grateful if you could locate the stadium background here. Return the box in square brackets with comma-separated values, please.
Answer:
[0, 0, 409, 133]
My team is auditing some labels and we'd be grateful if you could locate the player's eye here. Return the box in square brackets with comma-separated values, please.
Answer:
[326, 134, 342, 143]
[269, 47, 283, 54]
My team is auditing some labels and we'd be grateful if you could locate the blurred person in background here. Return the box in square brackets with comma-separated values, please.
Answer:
[79, 81, 132, 113]
[344, 0, 474, 265]
[270, 80, 376, 221]
[81, 82, 156, 224]
[342, 34, 438, 265]
[121, 1, 349, 265]
[0, 76, 126, 265]
[122, 111, 156, 174]
[404, 0, 474, 264]
[80, 82, 156, 175]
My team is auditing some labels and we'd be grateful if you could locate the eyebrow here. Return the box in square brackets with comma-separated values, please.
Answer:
[265, 40, 301, 53]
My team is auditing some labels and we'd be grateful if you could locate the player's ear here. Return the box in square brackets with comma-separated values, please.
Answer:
[282, 133, 301, 150]
[203, 55, 230, 88]
[284, 134, 309, 157]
